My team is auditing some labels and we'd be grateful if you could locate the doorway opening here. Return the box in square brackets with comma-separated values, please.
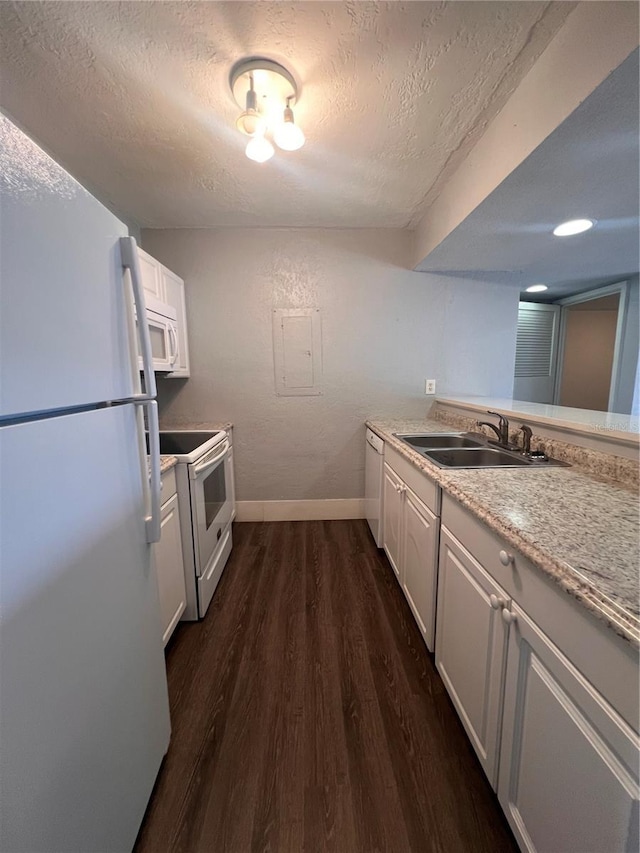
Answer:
[557, 294, 619, 411]
[513, 280, 636, 413]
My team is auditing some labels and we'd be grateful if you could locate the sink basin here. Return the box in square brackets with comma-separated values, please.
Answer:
[423, 447, 533, 468]
[395, 433, 486, 450]
[394, 431, 570, 468]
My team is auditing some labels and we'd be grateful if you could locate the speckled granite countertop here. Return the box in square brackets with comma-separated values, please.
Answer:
[160, 456, 177, 474]
[367, 418, 640, 648]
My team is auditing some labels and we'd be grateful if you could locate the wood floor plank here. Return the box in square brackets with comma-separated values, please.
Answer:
[135, 520, 518, 853]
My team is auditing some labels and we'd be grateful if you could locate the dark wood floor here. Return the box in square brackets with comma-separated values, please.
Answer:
[135, 520, 518, 853]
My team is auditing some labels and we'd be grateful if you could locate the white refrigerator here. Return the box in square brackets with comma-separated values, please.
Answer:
[0, 115, 171, 851]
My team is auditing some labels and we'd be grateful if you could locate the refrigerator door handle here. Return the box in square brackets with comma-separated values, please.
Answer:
[137, 399, 162, 544]
[120, 236, 157, 399]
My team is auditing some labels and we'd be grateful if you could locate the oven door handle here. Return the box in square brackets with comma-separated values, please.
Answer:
[191, 439, 229, 479]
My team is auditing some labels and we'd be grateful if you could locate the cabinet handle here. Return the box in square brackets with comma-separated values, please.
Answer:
[395, 484, 402, 493]
[499, 549, 514, 566]
[489, 594, 504, 610]
[501, 607, 516, 625]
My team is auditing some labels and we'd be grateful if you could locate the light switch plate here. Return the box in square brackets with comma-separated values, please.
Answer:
[425, 379, 436, 395]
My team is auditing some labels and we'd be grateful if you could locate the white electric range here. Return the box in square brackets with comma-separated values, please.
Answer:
[158, 430, 235, 619]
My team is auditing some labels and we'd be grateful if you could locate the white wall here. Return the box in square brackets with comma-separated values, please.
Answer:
[143, 228, 518, 501]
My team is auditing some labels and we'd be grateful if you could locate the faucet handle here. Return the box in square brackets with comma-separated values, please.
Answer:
[519, 424, 533, 455]
[487, 410, 510, 443]
[487, 410, 508, 426]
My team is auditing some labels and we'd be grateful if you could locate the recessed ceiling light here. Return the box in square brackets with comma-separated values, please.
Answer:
[526, 284, 548, 293]
[552, 218, 595, 237]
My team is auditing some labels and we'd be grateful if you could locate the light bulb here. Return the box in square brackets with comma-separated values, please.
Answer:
[552, 218, 595, 237]
[245, 133, 274, 163]
[273, 105, 305, 151]
[236, 110, 265, 137]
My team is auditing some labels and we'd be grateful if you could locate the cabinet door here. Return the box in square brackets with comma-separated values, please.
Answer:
[402, 489, 438, 651]
[161, 268, 190, 378]
[138, 247, 163, 301]
[382, 464, 403, 580]
[436, 527, 510, 786]
[498, 604, 640, 853]
[154, 493, 187, 647]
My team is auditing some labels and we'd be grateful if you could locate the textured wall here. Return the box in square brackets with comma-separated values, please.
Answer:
[143, 228, 518, 501]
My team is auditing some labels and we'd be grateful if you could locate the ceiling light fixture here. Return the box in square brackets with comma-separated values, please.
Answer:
[552, 218, 595, 237]
[230, 57, 305, 162]
[526, 284, 549, 293]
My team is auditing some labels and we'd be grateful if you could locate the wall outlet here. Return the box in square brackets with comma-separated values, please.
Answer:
[425, 379, 436, 395]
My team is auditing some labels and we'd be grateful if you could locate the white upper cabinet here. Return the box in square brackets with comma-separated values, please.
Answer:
[137, 248, 190, 378]
[161, 267, 190, 378]
[137, 247, 163, 302]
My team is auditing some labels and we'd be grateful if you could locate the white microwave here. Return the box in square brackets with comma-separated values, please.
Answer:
[136, 293, 178, 373]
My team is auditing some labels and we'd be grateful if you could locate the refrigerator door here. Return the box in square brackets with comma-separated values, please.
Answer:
[0, 404, 170, 853]
[0, 116, 135, 418]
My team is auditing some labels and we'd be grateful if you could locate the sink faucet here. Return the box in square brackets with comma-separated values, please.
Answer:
[476, 411, 510, 447]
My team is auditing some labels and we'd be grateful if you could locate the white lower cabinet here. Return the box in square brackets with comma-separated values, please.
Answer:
[402, 490, 439, 647]
[435, 527, 509, 785]
[383, 464, 403, 579]
[154, 487, 187, 647]
[438, 493, 640, 853]
[498, 604, 640, 853]
[382, 460, 438, 650]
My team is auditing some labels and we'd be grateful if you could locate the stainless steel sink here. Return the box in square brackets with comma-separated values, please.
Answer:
[393, 432, 569, 469]
[424, 447, 533, 468]
[395, 433, 486, 450]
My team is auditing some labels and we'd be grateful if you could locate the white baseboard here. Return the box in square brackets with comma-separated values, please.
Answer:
[235, 499, 366, 522]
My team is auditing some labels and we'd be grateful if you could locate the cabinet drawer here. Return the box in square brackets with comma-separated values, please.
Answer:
[384, 444, 440, 515]
[441, 493, 639, 731]
[160, 466, 177, 506]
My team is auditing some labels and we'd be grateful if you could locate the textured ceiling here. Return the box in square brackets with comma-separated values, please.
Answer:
[417, 50, 640, 300]
[0, 1, 573, 229]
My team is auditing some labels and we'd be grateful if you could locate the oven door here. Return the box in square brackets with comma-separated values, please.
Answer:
[190, 438, 233, 576]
